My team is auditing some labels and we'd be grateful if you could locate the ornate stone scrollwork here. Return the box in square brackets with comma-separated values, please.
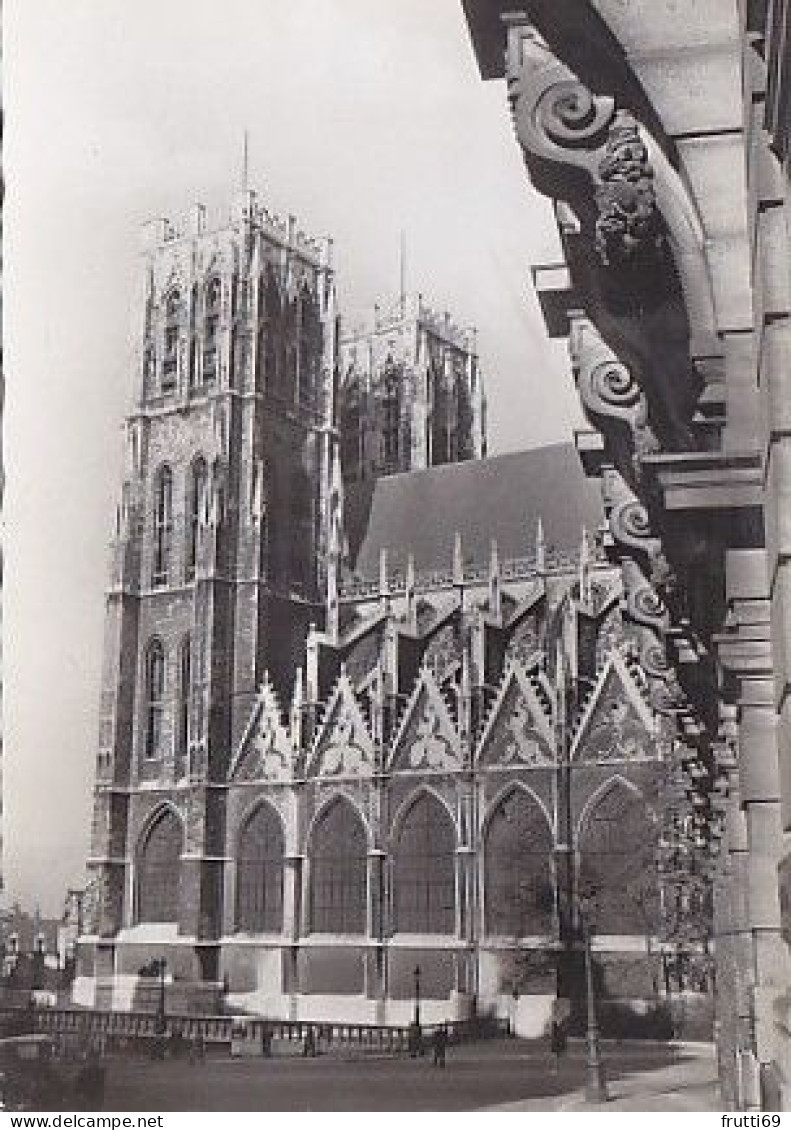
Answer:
[570, 316, 658, 479]
[506, 18, 700, 456]
[507, 27, 615, 168]
[608, 498, 671, 588]
[621, 560, 669, 636]
[506, 27, 662, 272]
[594, 112, 665, 269]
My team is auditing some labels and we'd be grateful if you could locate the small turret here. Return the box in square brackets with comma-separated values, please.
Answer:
[290, 666, 304, 750]
[535, 516, 546, 573]
[405, 553, 417, 632]
[488, 538, 502, 622]
[379, 547, 390, 609]
[453, 530, 464, 586]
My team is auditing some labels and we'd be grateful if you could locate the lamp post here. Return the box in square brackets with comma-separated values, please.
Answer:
[413, 964, 421, 1029]
[580, 916, 608, 1103]
[154, 957, 167, 1039]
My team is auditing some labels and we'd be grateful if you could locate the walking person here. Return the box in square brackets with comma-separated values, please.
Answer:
[550, 1018, 566, 1074]
[302, 1026, 316, 1058]
[432, 1023, 448, 1068]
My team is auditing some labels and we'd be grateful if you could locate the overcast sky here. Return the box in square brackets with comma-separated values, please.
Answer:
[4, 0, 583, 915]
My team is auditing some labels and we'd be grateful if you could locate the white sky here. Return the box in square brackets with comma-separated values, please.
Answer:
[3, 0, 583, 915]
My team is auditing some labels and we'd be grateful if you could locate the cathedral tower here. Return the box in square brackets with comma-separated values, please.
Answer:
[85, 190, 337, 990]
[338, 294, 486, 483]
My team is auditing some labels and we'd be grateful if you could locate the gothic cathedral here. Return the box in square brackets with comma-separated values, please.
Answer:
[78, 189, 704, 1033]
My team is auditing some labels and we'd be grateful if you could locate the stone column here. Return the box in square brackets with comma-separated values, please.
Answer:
[283, 855, 303, 1011]
[283, 854, 302, 941]
[456, 846, 475, 941]
[367, 850, 386, 941]
[717, 548, 790, 1106]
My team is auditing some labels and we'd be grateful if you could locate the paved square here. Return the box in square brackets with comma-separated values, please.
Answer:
[99, 1039, 719, 1112]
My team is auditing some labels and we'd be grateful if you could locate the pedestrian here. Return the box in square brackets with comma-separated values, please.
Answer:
[432, 1024, 447, 1068]
[550, 1019, 566, 1074]
[74, 1054, 106, 1111]
[302, 1026, 316, 1058]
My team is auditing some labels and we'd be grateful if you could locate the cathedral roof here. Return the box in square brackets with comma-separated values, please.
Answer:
[345, 443, 603, 577]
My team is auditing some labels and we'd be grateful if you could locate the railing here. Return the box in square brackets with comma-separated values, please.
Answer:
[31, 1007, 508, 1049]
[338, 551, 592, 601]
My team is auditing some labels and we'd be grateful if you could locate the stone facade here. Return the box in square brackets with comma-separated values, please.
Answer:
[85, 189, 339, 1001]
[80, 480, 696, 1029]
[339, 295, 486, 482]
[462, 0, 791, 1110]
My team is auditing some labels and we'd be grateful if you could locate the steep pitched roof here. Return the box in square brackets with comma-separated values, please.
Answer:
[345, 443, 603, 577]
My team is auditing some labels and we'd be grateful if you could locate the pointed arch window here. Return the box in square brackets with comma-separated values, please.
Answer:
[393, 793, 455, 934]
[189, 283, 199, 387]
[186, 457, 207, 581]
[175, 636, 191, 778]
[578, 780, 660, 935]
[162, 289, 181, 391]
[382, 358, 401, 471]
[152, 465, 173, 586]
[309, 799, 367, 934]
[144, 639, 166, 760]
[203, 276, 221, 381]
[484, 789, 554, 937]
[236, 803, 284, 933]
[137, 808, 182, 922]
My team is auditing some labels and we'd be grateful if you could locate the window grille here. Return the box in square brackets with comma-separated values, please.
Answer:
[236, 804, 285, 933]
[393, 794, 455, 934]
[309, 800, 367, 934]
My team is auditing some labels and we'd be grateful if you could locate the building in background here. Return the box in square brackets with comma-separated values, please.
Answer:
[339, 295, 486, 483]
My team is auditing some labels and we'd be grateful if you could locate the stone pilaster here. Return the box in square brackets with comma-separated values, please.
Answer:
[716, 549, 789, 1102]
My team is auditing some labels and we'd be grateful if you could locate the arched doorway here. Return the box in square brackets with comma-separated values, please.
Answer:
[136, 808, 182, 923]
[393, 792, 456, 934]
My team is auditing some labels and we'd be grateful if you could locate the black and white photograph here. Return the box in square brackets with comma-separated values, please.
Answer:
[2, 0, 791, 1114]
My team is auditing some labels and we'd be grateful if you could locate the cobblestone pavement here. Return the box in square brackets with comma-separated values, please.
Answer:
[99, 1038, 719, 1111]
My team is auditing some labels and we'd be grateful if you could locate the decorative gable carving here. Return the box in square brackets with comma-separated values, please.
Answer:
[571, 651, 657, 762]
[423, 622, 461, 686]
[229, 676, 292, 782]
[477, 664, 555, 768]
[388, 667, 461, 773]
[505, 589, 545, 666]
[308, 669, 375, 779]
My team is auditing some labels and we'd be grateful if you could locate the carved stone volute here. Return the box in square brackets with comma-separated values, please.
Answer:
[506, 18, 701, 455]
[569, 315, 658, 484]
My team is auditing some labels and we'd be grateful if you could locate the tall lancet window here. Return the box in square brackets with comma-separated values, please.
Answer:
[203, 276, 221, 382]
[152, 465, 173, 586]
[175, 635, 191, 778]
[144, 639, 166, 760]
[162, 289, 180, 392]
[186, 457, 207, 581]
[189, 283, 199, 388]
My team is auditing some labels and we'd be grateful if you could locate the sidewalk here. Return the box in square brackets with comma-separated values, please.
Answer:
[482, 1042, 722, 1112]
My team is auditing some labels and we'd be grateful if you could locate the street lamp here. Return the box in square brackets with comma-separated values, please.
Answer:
[580, 915, 608, 1103]
[413, 964, 421, 1029]
[154, 957, 167, 1038]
